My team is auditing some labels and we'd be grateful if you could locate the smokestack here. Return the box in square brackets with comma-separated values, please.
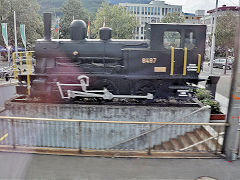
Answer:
[43, 13, 52, 40]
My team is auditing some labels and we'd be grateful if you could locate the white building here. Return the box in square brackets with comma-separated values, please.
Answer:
[119, 0, 182, 39]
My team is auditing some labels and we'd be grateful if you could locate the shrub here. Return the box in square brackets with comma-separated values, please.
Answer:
[195, 88, 212, 101]
[201, 99, 221, 114]
[195, 88, 221, 114]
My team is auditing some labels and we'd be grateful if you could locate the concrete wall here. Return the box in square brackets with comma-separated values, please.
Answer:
[2, 101, 211, 150]
[0, 84, 16, 108]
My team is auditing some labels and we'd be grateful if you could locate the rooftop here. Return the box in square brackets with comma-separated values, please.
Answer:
[207, 5, 239, 13]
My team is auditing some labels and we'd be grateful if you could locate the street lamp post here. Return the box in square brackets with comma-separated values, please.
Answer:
[209, 0, 218, 74]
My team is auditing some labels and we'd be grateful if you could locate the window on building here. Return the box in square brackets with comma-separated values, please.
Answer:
[151, 7, 154, 15]
[162, 8, 164, 15]
[165, 8, 168, 15]
[163, 31, 181, 49]
[158, 7, 161, 15]
[148, 7, 151, 15]
[145, 7, 147, 15]
[141, 27, 144, 34]
[141, 36, 144, 39]
[142, 7, 144, 14]
[151, 17, 156, 23]
[137, 7, 140, 14]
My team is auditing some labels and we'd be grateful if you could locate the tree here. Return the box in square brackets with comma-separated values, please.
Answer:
[0, 0, 43, 49]
[215, 11, 238, 74]
[92, 3, 137, 39]
[161, 12, 185, 23]
[59, 0, 89, 39]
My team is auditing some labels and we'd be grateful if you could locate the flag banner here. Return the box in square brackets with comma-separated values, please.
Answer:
[56, 21, 59, 33]
[1, 23, 8, 46]
[20, 24, 26, 48]
[87, 19, 90, 38]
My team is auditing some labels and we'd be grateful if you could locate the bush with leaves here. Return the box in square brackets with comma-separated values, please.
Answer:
[161, 12, 185, 23]
[195, 88, 221, 114]
[92, 3, 137, 39]
[59, 0, 89, 39]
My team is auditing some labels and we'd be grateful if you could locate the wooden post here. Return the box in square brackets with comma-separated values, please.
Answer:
[215, 126, 221, 154]
[11, 119, 16, 149]
[148, 124, 152, 155]
[78, 121, 82, 153]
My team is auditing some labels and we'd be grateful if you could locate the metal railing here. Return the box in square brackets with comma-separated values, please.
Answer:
[0, 116, 227, 155]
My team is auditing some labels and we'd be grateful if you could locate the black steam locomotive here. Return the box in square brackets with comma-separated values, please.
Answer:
[16, 13, 206, 101]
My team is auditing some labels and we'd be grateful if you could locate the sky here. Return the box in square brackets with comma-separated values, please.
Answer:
[164, 0, 239, 13]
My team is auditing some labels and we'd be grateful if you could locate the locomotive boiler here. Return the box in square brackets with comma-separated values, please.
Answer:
[16, 13, 206, 101]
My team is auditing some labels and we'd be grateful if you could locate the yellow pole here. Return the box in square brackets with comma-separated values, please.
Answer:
[197, 54, 201, 73]
[20, 52, 23, 74]
[170, 46, 174, 75]
[26, 52, 31, 96]
[183, 47, 188, 76]
[12, 52, 18, 85]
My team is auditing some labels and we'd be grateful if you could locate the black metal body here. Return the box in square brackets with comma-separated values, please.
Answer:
[16, 14, 206, 100]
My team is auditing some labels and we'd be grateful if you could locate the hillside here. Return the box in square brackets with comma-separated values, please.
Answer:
[37, 0, 104, 15]
[37, 0, 150, 15]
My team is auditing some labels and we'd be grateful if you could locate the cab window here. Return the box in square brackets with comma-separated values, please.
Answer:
[184, 31, 196, 50]
[163, 31, 181, 49]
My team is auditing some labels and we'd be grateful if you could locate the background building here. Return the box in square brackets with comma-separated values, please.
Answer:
[184, 10, 205, 24]
[119, 0, 182, 39]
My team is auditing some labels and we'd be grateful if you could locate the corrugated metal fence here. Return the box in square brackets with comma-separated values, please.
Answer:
[0, 116, 227, 155]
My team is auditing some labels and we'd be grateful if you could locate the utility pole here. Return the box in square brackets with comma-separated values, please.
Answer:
[223, 10, 240, 161]
[14, 11, 18, 57]
[209, 0, 218, 74]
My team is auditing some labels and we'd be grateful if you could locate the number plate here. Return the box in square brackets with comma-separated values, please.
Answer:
[142, 58, 157, 64]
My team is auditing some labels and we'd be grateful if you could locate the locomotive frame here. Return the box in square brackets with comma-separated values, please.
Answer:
[16, 13, 206, 101]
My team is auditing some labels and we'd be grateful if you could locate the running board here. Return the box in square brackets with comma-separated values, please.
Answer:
[56, 75, 153, 100]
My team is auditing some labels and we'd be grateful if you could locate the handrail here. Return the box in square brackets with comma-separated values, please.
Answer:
[180, 132, 225, 151]
[0, 116, 228, 126]
[11, 51, 35, 95]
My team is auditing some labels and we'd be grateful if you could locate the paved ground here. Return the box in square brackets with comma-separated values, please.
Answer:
[199, 63, 232, 113]
[0, 83, 16, 110]
[200, 62, 232, 98]
[0, 152, 239, 180]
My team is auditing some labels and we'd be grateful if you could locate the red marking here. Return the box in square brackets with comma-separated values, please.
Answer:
[232, 94, 240, 100]
[238, 116, 240, 119]
[232, 116, 235, 119]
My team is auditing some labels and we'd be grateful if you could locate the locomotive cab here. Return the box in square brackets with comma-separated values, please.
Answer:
[123, 23, 206, 76]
